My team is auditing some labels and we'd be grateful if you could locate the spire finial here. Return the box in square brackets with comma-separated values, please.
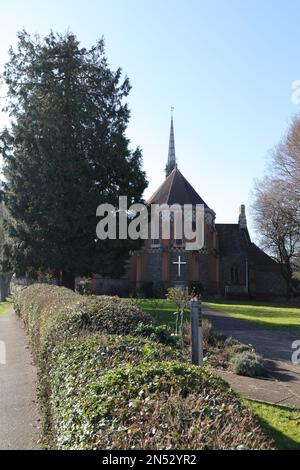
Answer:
[165, 107, 176, 177]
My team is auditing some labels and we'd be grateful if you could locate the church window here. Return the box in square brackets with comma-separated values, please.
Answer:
[151, 239, 160, 248]
[230, 265, 239, 284]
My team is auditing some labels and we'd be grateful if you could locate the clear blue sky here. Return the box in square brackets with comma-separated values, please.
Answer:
[0, 0, 299, 235]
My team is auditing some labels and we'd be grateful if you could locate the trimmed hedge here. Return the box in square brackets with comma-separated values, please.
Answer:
[15, 284, 273, 450]
[14, 284, 173, 356]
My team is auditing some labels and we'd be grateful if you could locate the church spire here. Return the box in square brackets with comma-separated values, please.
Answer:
[165, 107, 177, 177]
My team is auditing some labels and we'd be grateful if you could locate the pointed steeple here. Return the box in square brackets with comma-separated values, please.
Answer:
[165, 107, 176, 177]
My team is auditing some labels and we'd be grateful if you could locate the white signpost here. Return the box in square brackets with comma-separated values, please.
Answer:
[0, 341, 6, 365]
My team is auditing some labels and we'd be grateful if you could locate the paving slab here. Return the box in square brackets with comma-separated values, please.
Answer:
[204, 308, 300, 408]
[0, 308, 41, 450]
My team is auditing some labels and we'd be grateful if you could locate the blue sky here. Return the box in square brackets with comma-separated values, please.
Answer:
[0, 0, 299, 235]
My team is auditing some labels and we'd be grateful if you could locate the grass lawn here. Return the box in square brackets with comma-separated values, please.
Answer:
[203, 300, 300, 329]
[132, 298, 189, 327]
[245, 400, 300, 450]
[0, 302, 11, 316]
[132, 298, 300, 330]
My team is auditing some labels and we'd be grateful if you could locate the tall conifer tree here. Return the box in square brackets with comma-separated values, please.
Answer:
[0, 31, 147, 288]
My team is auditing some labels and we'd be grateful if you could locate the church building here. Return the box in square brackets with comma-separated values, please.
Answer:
[93, 116, 287, 298]
[127, 115, 287, 298]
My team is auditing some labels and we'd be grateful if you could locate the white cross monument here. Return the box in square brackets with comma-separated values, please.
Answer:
[173, 255, 187, 278]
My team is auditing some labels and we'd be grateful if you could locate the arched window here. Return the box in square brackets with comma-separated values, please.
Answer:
[151, 238, 160, 248]
[230, 265, 239, 284]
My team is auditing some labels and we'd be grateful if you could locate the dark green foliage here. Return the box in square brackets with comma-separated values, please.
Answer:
[0, 30, 147, 286]
[76, 278, 92, 295]
[135, 322, 177, 345]
[188, 281, 203, 297]
[139, 281, 154, 298]
[0, 202, 10, 273]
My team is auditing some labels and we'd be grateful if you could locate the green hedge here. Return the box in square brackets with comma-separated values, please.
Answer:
[14, 284, 161, 356]
[15, 284, 273, 450]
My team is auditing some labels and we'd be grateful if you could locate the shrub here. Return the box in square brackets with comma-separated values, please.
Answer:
[135, 323, 178, 345]
[139, 281, 154, 298]
[166, 287, 191, 311]
[230, 343, 253, 355]
[76, 278, 92, 295]
[213, 331, 227, 342]
[230, 352, 267, 377]
[224, 336, 240, 347]
[188, 281, 203, 297]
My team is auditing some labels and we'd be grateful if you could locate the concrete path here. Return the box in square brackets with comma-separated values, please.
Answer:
[0, 308, 40, 450]
[204, 308, 300, 408]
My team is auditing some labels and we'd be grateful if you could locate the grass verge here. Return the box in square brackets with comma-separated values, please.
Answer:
[0, 302, 11, 316]
[245, 400, 300, 450]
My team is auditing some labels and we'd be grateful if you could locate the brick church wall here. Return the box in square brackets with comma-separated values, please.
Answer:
[198, 253, 210, 290]
[143, 250, 162, 285]
[253, 268, 287, 297]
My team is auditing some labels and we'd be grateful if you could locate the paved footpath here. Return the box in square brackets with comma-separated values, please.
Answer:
[204, 308, 300, 408]
[0, 308, 40, 450]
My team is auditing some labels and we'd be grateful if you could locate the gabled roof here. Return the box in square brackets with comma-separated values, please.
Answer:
[216, 224, 250, 255]
[216, 223, 278, 266]
[247, 243, 279, 266]
[147, 167, 210, 208]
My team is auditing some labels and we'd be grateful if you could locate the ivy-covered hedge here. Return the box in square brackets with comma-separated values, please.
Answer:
[48, 346, 271, 450]
[15, 284, 273, 450]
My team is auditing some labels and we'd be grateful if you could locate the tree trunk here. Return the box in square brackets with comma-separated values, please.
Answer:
[0, 274, 11, 301]
[61, 271, 75, 291]
[281, 262, 294, 299]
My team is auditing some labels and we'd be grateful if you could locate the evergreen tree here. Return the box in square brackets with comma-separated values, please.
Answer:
[0, 198, 12, 300]
[0, 31, 147, 289]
